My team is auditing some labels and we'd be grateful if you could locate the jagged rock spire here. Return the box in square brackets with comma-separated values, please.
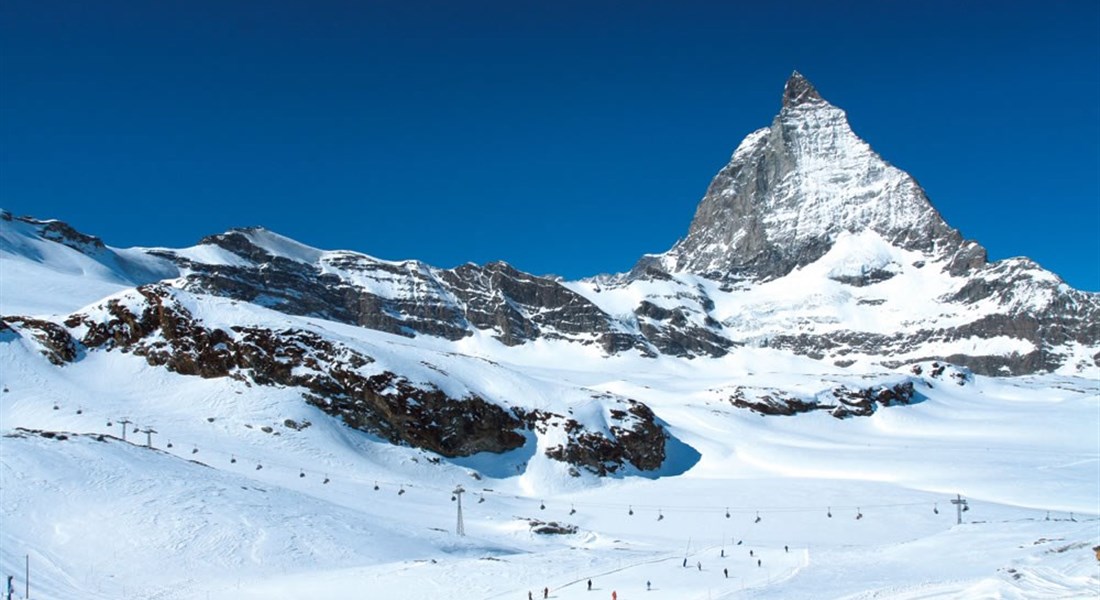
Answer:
[782, 70, 822, 107]
[643, 71, 976, 282]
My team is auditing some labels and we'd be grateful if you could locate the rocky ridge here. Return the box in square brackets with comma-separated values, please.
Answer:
[2, 284, 672, 474]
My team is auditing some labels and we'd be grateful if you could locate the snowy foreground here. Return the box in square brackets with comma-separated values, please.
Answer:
[2, 318, 1098, 600]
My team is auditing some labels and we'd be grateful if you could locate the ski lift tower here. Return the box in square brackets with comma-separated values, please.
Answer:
[453, 485, 466, 536]
[951, 494, 968, 525]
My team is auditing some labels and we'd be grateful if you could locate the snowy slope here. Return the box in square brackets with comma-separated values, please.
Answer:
[2, 315, 1097, 599]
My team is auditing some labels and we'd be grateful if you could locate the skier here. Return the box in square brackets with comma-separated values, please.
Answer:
[720, 548, 725, 557]
[697, 561, 701, 571]
[785, 545, 789, 553]
[612, 591, 617, 600]
[588, 579, 592, 591]
[528, 592, 533, 600]
[543, 587, 549, 599]
[682, 557, 687, 568]
[749, 549, 754, 557]
[723, 567, 728, 579]
[646, 580, 651, 591]
[757, 559, 762, 567]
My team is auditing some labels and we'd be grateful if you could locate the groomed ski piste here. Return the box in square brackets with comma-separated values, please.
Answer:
[2, 298, 1098, 599]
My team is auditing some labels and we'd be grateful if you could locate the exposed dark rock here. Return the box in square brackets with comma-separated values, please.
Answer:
[535, 400, 668, 476]
[729, 382, 916, 419]
[828, 382, 916, 418]
[62, 285, 527, 458]
[9, 214, 106, 254]
[828, 267, 899, 287]
[306, 371, 526, 457]
[527, 519, 578, 535]
[633, 301, 734, 357]
[2, 317, 79, 365]
[729, 387, 820, 416]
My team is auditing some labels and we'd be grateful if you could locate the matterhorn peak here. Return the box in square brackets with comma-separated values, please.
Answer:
[782, 70, 823, 107]
[645, 73, 976, 282]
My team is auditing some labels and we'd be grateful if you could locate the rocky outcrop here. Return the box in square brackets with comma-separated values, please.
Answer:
[2, 317, 79, 365]
[162, 231, 650, 355]
[729, 381, 917, 419]
[521, 401, 668, 476]
[304, 371, 526, 457]
[14, 285, 675, 466]
[3, 211, 106, 254]
[54, 285, 526, 457]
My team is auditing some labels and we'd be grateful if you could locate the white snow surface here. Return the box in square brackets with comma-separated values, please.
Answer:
[2, 272, 1098, 599]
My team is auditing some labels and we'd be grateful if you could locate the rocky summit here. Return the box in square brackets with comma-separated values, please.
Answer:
[643, 71, 977, 281]
[1, 73, 1098, 474]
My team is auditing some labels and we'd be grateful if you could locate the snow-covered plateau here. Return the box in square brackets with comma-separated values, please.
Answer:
[1, 72, 1097, 599]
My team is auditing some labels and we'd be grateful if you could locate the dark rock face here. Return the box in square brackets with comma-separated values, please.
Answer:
[522, 401, 669, 476]
[438, 262, 645, 353]
[828, 267, 899, 287]
[305, 371, 526, 457]
[527, 520, 578, 535]
[13, 284, 674, 469]
[633, 301, 733, 357]
[2, 317, 78, 365]
[782, 71, 823, 107]
[5, 213, 106, 254]
[54, 285, 526, 457]
[729, 381, 917, 419]
[166, 232, 649, 354]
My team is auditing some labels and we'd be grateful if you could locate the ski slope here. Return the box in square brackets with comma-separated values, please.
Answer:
[2, 310, 1097, 599]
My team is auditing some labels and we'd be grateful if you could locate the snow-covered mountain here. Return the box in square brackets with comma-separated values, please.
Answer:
[9, 74, 1094, 379]
[1, 73, 1097, 600]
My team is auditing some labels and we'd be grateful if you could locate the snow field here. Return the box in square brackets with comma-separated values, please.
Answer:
[2, 327, 1097, 599]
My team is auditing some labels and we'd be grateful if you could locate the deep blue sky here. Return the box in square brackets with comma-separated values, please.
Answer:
[2, 1, 1098, 290]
